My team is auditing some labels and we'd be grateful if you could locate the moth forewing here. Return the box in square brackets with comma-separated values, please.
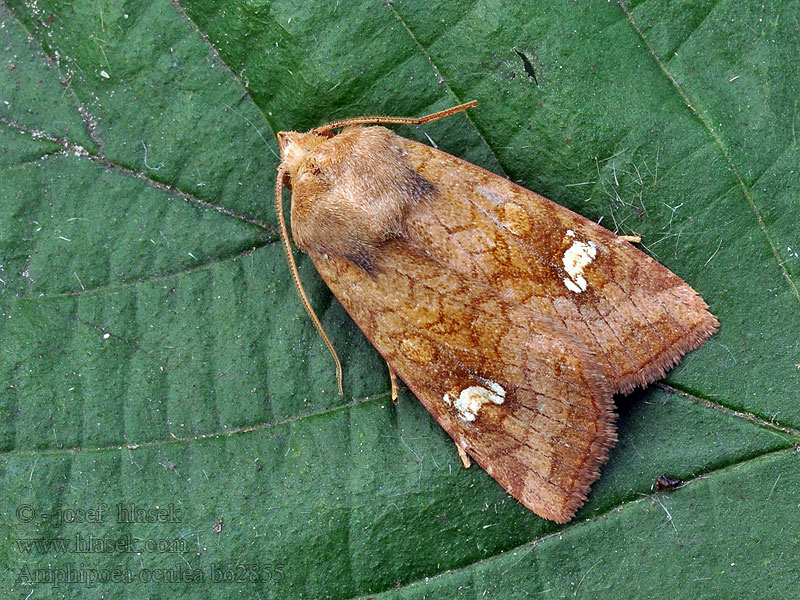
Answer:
[307, 242, 617, 523]
[276, 104, 718, 523]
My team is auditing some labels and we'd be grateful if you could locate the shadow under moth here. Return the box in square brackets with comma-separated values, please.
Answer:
[275, 102, 718, 523]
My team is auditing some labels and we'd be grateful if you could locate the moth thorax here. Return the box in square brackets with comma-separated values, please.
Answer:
[277, 131, 327, 179]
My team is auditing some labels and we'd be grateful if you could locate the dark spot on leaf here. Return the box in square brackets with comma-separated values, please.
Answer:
[512, 48, 538, 85]
[654, 475, 682, 491]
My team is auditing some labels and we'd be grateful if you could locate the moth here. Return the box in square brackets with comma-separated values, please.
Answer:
[275, 102, 718, 523]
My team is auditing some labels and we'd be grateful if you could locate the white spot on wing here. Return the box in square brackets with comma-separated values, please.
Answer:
[486, 380, 505, 397]
[563, 277, 583, 293]
[450, 384, 506, 422]
[562, 232, 597, 293]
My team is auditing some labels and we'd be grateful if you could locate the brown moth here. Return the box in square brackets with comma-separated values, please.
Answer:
[275, 102, 718, 523]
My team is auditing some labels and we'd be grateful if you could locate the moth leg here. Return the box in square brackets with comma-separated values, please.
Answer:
[387, 363, 399, 402]
[456, 444, 472, 469]
[619, 234, 642, 243]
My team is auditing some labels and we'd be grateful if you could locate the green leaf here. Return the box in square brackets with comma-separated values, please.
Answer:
[1, 1, 798, 598]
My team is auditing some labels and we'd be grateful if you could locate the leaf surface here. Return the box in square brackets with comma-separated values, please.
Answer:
[1, 0, 798, 598]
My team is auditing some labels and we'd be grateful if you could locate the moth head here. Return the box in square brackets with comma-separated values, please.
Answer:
[277, 130, 328, 182]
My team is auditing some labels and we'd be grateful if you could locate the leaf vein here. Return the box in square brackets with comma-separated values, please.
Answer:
[616, 0, 800, 305]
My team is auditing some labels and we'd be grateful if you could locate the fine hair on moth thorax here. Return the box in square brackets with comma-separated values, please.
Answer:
[275, 101, 718, 523]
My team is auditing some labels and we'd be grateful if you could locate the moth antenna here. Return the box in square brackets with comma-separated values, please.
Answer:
[312, 100, 478, 134]
[275, 164, 344, 395]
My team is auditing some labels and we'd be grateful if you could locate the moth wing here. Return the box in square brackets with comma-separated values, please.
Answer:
[309, 247, 615, 524]
[401, 139, 719, 394]
[287, 124, 716, 522]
